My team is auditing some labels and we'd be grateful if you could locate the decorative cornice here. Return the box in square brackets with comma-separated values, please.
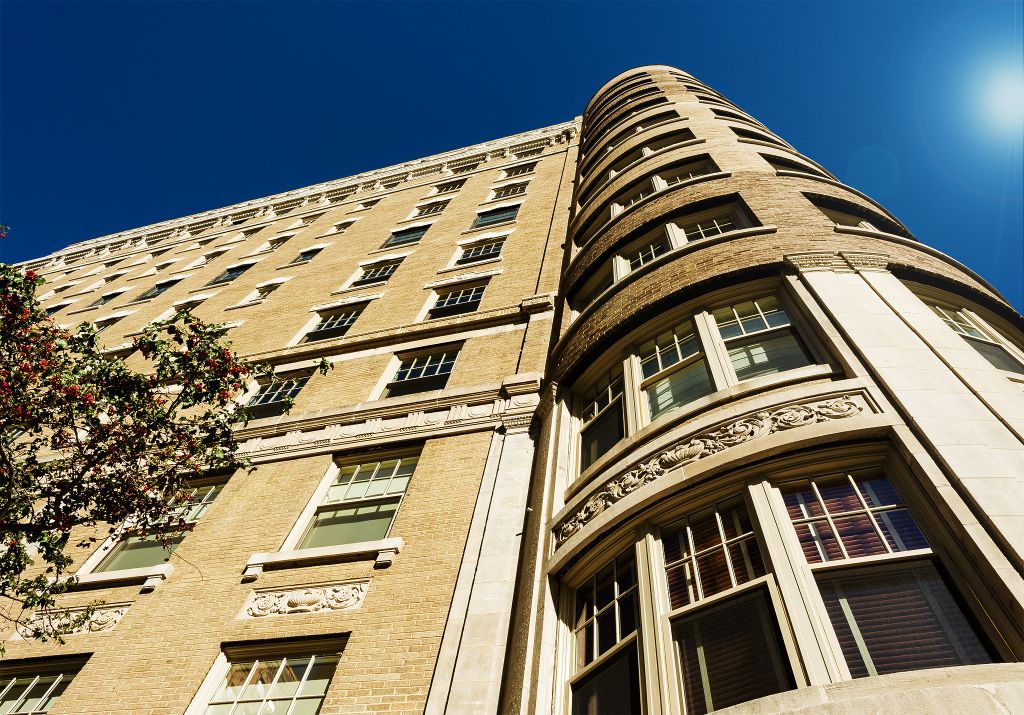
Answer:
[785, 250, 891, 274]
[23, 121, 580, 269]
[554, 395, 866, 544]
[16, 602, 132, 638]
[242, 581, 369, 619]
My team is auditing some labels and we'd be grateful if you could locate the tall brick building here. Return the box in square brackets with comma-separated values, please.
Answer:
[4, 65, 1024, 714]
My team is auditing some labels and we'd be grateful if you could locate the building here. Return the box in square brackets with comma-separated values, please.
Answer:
[4, 65, 1024, 714]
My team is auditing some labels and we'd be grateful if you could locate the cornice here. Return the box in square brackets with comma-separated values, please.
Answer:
[22, 121, 580, 269]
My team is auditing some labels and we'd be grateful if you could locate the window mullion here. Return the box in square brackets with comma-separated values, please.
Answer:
[746, 481, 849, 684]
[635, 529, 667, 715]
[622, 355, 644, 433]
[694, 311, 734, 389]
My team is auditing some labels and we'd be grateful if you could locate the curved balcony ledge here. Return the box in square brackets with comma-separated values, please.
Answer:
[723, 663, 1024, 714]
[548, 382, 896, 572]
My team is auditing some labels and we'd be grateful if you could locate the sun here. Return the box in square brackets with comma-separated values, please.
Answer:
[980, 64, 1024, 134]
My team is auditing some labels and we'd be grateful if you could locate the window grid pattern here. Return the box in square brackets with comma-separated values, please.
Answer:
[580, 368, 623, 426]
[639, 319, 701, 380]
[492, 183, 528, 200]
[433, 284, 484, 310]
[782, 473, 929, 564]
[289, 247, 324, 265]
[662, 159, 717, 186]
[139, 280, 179, 300]
[712, 296, 792, 342]
[207, 265, 251, 286]
[928, 304, 1024, 373]
[713, 295, 812, 382]
[89, 291, 123, 308]
[451, 163, 479, 174]
[573, 552, 638, 667]
[661, 498, 767, 609]
[930, 304, 989, 340]
[416, 200, 450, 217]
[393, 351, 457, 383]
[457, 239, 504, 264]
[203, 655, 339, 715]
[504, 162, 537, 177]
[162, 484, 224, 526]
[247, 377, 309, 407]
[680, 213, 737, 240]
[383, 227, 428, 247]
[435, 180, 465, 194]
[307, 307, 362, 340]
[473, 205, 519, 228]
[0, 671, 75, 714]
[625, 232, 670, 271]
[353, 261, 400, 286]
[322, 457, 417, 506]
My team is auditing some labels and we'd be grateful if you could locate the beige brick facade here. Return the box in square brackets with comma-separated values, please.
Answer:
[7, 65, 1024, 714]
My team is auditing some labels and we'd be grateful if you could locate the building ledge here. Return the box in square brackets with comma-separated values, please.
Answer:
[241, 537, 404, 581]
[71, 563, 174, 594]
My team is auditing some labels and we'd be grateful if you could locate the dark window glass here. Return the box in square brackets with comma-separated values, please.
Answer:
[382, 226, 428, 248]
[472, 205, 519, 228]
[570, 641, 642, 715]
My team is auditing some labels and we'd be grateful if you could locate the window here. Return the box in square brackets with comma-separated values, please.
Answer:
[305, 304, 365, 342]
[578, 129, 698, 206]
[138, 279, 181, 301]
[570, 551, 642, 715]
[0, 659, 85, 714]
[45, 301, 74, 317]
[435, 179, 466, 194]
[712, 295, 812, 381]
[928, 304, 1024, 374]
[820, 206, 879, 231]
[678, 204, 750, 241]
[452, 162, 479, 174]
[298, 454, 417, 549]
[263, 235, 293, 252]
[93, 315, 126, 334]
[457, 238, 505, 265]
[760, 152, 826, 178]
[415, 200, 449, 217]
[492, 182, 528, 200]
[382, 226, 428, 248]
[94, 482, 223, 573]
[190, 250, 227, 269]
[240, 282, 283, 305]
[611, 157, 718, 216]
[207, 263, 253, 286]
[385, 348, 458, 398]
[200, 650, 340, 715]
[731, 126, 787, 146]
[472, 205, 519, 229]
[639, 318, 714, 420]
[578, 367, 625, 470]
[569, 265, 613, 312]
[514, 147, 544, 158]
[328, 220, 354, 235]
[288, 246, 325, 265]
[358, 198, 380, 210]
[351, 259, 401, 287]
[88, 289, 127, 308]
[246, 374, 310, 419]
[428, 283, 485, 319]
[503, 162, 536, 178]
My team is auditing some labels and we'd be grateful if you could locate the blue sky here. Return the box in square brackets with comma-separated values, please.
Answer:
[2, 1, 1022, 309]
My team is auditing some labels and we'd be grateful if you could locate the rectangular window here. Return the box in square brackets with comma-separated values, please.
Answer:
[207, 264, 252, 286]
[579, 367, 625, 470]
[638, 318, 714, 420]
[0, 660, 85, 714]
[514, 147, 543, 158]
[712, 295, 812, 381]
[457, 238, 505, 265]
[288, 247, 324, 265]
[88, 290, 126, 308]
[351, 259, 401, 287]
[435, 179, 465, 194]
[202, 653, 340, 715]
[246, 375, 310, 419]
[415, 200, 449, 217]
[472, 205, 519, 229]
[452, 162, 479, 174]
[305, 304, 365, 342]
[382, 226, 428, 248]
[570, 551, 642, 715]
[503, 162, 537, 178]
[679, 210, 741, 241]
[571, 266, 614, 312]
[94, 483, 223, 573]
[623, 227, 672, 272]
[139, 279, 181, 300]
[385, 349, 458, 398]
[298, 455, 417, 549]
[929, 304, 1024, 374]
[93, 315, 125, 334]
[428, 284, 485, 319]
[492, 182, 528, 200]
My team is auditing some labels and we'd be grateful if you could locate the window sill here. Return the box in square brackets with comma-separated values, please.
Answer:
[241, 537, 404, 581]
[832, 224, 913, 242]
[224, 300, 265, 311]
[462, 220, 517, 235]
[333, 281, 388, 295]
[437, 256, 502, 274]
[368, 242, 420, 256]
[72, 563, 174, 594]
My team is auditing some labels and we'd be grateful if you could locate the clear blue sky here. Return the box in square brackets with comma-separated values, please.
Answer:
[2, 1, 1022, 309]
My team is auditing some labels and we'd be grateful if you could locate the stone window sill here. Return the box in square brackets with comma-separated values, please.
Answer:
[72, 563, 174, 594]
[241, 537, 404, 582]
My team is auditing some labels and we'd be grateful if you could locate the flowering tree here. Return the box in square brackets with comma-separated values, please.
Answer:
[0, 247, 271, 648]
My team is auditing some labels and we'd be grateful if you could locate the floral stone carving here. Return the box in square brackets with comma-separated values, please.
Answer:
[244, 581, 369, 618]
[17, 602, 131, 638]
[555, 395, 865, 543]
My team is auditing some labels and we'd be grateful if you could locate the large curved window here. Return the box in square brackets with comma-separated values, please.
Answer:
[572, 290, 817, 471]
[561, 468, 996, 714]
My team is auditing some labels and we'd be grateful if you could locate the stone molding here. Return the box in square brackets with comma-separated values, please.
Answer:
[554, 394, 867, 544]
[16, 602, 132, 639]
[785, 250, 891, 274]
[25, 121, 579, 269]
[241, 581, 369, 619]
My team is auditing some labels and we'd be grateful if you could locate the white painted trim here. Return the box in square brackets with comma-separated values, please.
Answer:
[310, 292, 383, 313]
[242, 538, 405, 581]
[424, 268, 503, 289]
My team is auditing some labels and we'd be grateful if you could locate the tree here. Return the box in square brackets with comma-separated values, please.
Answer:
[0, 247, 272, 649]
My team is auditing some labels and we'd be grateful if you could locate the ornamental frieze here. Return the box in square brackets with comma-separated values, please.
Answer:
[16, 602, 131, 639]
[242, 581, 369, 619]
[555, 395, 866, 544]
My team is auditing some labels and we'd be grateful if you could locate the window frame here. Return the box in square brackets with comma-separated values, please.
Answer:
[471, 204, 521, 229]
[924, 300, 1024, 377]
[343, 255, 406, 290]
[0, 657, 89, 715]
[378, 344, 461, 399]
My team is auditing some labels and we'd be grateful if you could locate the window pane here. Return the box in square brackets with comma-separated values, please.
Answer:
[570, 641, 642, 715]
[728, 330, 811, 381]
[966, 338, 1024, 374]
[645, 359, 714, 419]
[95, 532, 185, 572]
[673, 590, 793, 714]
[299, 500, 400, 548]
[580, 400, 624, 470]
[818, 563, 992, 678]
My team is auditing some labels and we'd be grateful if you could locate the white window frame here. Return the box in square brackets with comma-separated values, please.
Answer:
[338, 253, 409, 292]
[442, 233, 509, 271]
[287, 293, 380, 347]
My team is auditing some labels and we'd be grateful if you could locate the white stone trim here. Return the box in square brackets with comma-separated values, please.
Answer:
[240, 580, 370, 619]
[241, 538, 404, 581]
[424, 268, 503, 289]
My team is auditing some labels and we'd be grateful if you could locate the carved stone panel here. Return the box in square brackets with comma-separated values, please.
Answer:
[241, 580, 369, 619]
[16, 602, 132, 638]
